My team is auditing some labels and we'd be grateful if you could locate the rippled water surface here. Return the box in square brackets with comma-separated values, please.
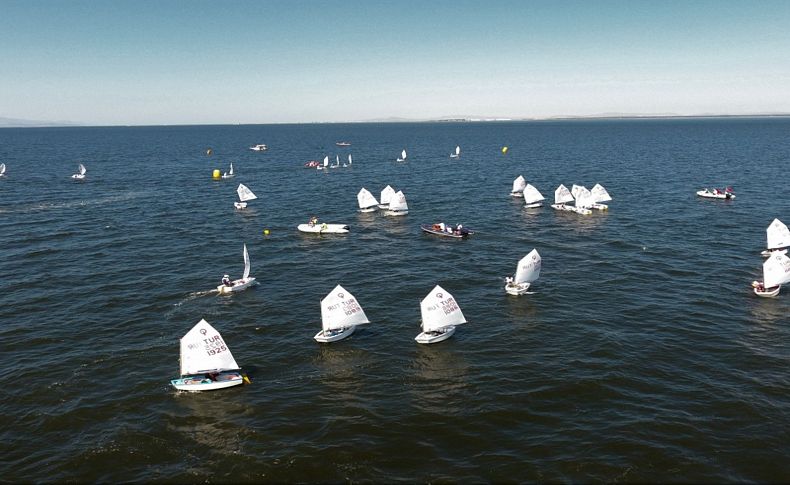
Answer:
[1, 119, 789, 482]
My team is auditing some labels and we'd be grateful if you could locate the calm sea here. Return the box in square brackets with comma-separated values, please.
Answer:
[1, 119, 789, 482]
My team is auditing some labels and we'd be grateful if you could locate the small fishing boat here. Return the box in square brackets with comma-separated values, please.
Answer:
[0, 163, 6, 177]
[752, 251, 790, 297]
[385, 190, 408, 216]
[420, 223, 473, 238]
[762, 218, 790, 257]
[336, 141, 351, 147]
[415, 285, 467, 344]
[590, 183, 612, 210]
[396, 149, 407, 162]
[221, 162, 235, 179]
[71, 163, 86, 180]
[510, 175, 526, 197]
[505, 249, 541, 295]
[551, 184, 575, 211]
[170, 319, 246, 392]
[522, 184, 545, 208]
[449, 145, 460, 159]
[235, 183, 257, 209]
[249, 144, 268, 151]
[697, 187, 735, 199]
[357, 188, 379, 213]
[297, 217, 350, 234]
[217, 243, 256, 294]
[314, 284, 370, 343]
[379, 185, 396, 209]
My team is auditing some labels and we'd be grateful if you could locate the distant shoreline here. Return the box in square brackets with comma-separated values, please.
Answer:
[2, 113, 789, 129]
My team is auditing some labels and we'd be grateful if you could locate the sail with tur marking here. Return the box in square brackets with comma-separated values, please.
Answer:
[420, 285, 466, 333]
[179, 319, 239, 376]
[321, 284, 370, 332]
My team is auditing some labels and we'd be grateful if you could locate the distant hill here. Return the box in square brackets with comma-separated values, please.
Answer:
[0, 117, 81, 128]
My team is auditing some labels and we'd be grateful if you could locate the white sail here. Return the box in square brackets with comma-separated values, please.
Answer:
[242, 244, 251, 280]
[514, 249, 541, 285]
[388, 190, 408, 211]
[78, 163, 86, 175]
[179, 319, 240, 376]
[767, 218, 790, 250]
[420, 285, 466, 333]
[511, 175, 526, 193]
[228, 163, 234, 176]
[554, 184, 574, 204]
[321, 284, 370, 331]
[591, 183, 612, 203]
[522, 184, 545, 204]
[380, 185, 396, 205]
[348, 154, 353, 165]
[575, 186, 594, 208]
[763, 252, 790, 288]
[323, 156, 329, 167]
[571, 184, 585, 200]
[237, 183, 257, 202]
[0, 163, 5, 175]
[455, 145, 461, 156]
[401, 149, 407, 160]
[357, 188, 378, 210]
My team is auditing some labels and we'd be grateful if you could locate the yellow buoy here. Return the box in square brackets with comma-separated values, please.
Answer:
[212, 169, 221, 180]
[502, 146, 509, 155]
[263, 229, 270, 236]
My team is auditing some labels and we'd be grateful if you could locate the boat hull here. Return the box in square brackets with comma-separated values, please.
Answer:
[415, 326, 456, 344]
[696, 190, 735, 199]
[217, 277, 256, 294]
[221, 174, 235, 179]
[510, 192, 523, 198]
[761, 248, 788, 257]
[385, 210, 408, 216]
[171, 371, 244, 391]
[591, 203, 608, 210]
[754, 285, 781, 297]
[234, 202, 248, 209]
[358, 206, 377, 213]
[505, 282, 531, 295]
[314, 326, 355, 343]
[523, 202, 542, 209]
[297, 223, 350, 234]
[71, 174, 85, 180]
[420, 224, 472, 238]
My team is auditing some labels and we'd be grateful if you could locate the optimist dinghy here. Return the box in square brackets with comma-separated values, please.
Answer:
[510, 175, 527, 197]
[221, 162, 235, 179]
[522, 184, 545, 208]
[314, 284, 370, 343]
[317, 156, 329, 170]
[450, 145, 461, 159]
[420, 223, 473, 238]
[752, 251, 790, 297]
[762, 218, 790, 257]
[415, 285, 467, 344]
[217, 243, 256, 294]
[385, 190, 408, 216]
[551, 184, 575, 211]
[590, 183, 612, 210]
[396, 149, 407, 162]
[697, 187, 735, 199]
[71, 163, 87, 180]
[572, 186, 594, 215]
[357, 188, 379, 213]
[505, 249, 541, 295]
[378, 185, 396, 209]
[170, 319, 246, 392]
[235, 183, 257, 209]
[298, 217, 350, 234]
[0, 163, 6, 177]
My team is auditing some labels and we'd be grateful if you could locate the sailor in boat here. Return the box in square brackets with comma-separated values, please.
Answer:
[308, 216, 318, 226]
[222, 274, 232, 287]
[752, 280, 778, 294]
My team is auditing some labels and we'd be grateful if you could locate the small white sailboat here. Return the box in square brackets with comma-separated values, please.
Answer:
[752, 251, 790, 297]
[505, 249, 541, 295]
[71, 163, 86, 180]
[762, 218, 790, 257]
[551, 184, 575, 211]
[317, 156, 329, 170]
[572, 186, 594, 215]
[331, 155, 341, 168]
[0, 163, 6, 177]
[234, 183, 257, 209]
[379, 185, 396, 209]
[357, 188, 379, 213]
[415, 285, 467, 344]
[396, 149, 407, 162]
[221, 162, 235, 179]
[385, 190, 408, 216]
[217, 243, 256, 294]
[697, 187, 735, 199]
[449, 145, 460, 159]
[510, 175, 527, 197]
[314, 284, 370, 343]
[170, 319, 245, 392]
[590, 183, 612, 210]
[522, 184, 545, 208]
[343, 154, 352, 168]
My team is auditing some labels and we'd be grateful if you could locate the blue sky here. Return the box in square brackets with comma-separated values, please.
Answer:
[1, 0, 789, 125]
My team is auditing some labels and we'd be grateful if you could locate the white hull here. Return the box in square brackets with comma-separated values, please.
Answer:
[505, 282, 531, 295]
[761, 248, 788, 258]
[697, 190, 735, 199]
[510, 192, 523, 198]
[249, 145, 267, 151]
[171, 371, 244, 391]
[591, 203, 608, 210]
[415, 326, 456, 344]
[314, 325, 355, 343]
[297, 223, 350, 234]
[449, 154, 459, 158]
[217, 277, 256, 294]
[754, 285, 781, 297]
[234, 202, 247, 209]
[358, 206, 377, 213]
[377, 204, 389, 209]
[385, 209, 408, 216]
[523, 202, 542, 209]
[551, 203, 573, 211]
[573, 207, 593, 215]
[72, 174, 85, 180]
[221, 174, 235, 179]
[396, 158, 405, 162]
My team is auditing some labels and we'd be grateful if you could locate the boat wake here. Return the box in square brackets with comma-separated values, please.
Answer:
[166, 289, 218, 316]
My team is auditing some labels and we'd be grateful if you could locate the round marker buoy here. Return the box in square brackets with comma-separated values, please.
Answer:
[263, 229, 270, 236]
[212, 169, 221, 180]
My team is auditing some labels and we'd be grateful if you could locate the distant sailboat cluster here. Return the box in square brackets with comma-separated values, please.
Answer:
[355, 185, 408, 216]
[752, 218, 790, 297]
[509, 176, 612, 213]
